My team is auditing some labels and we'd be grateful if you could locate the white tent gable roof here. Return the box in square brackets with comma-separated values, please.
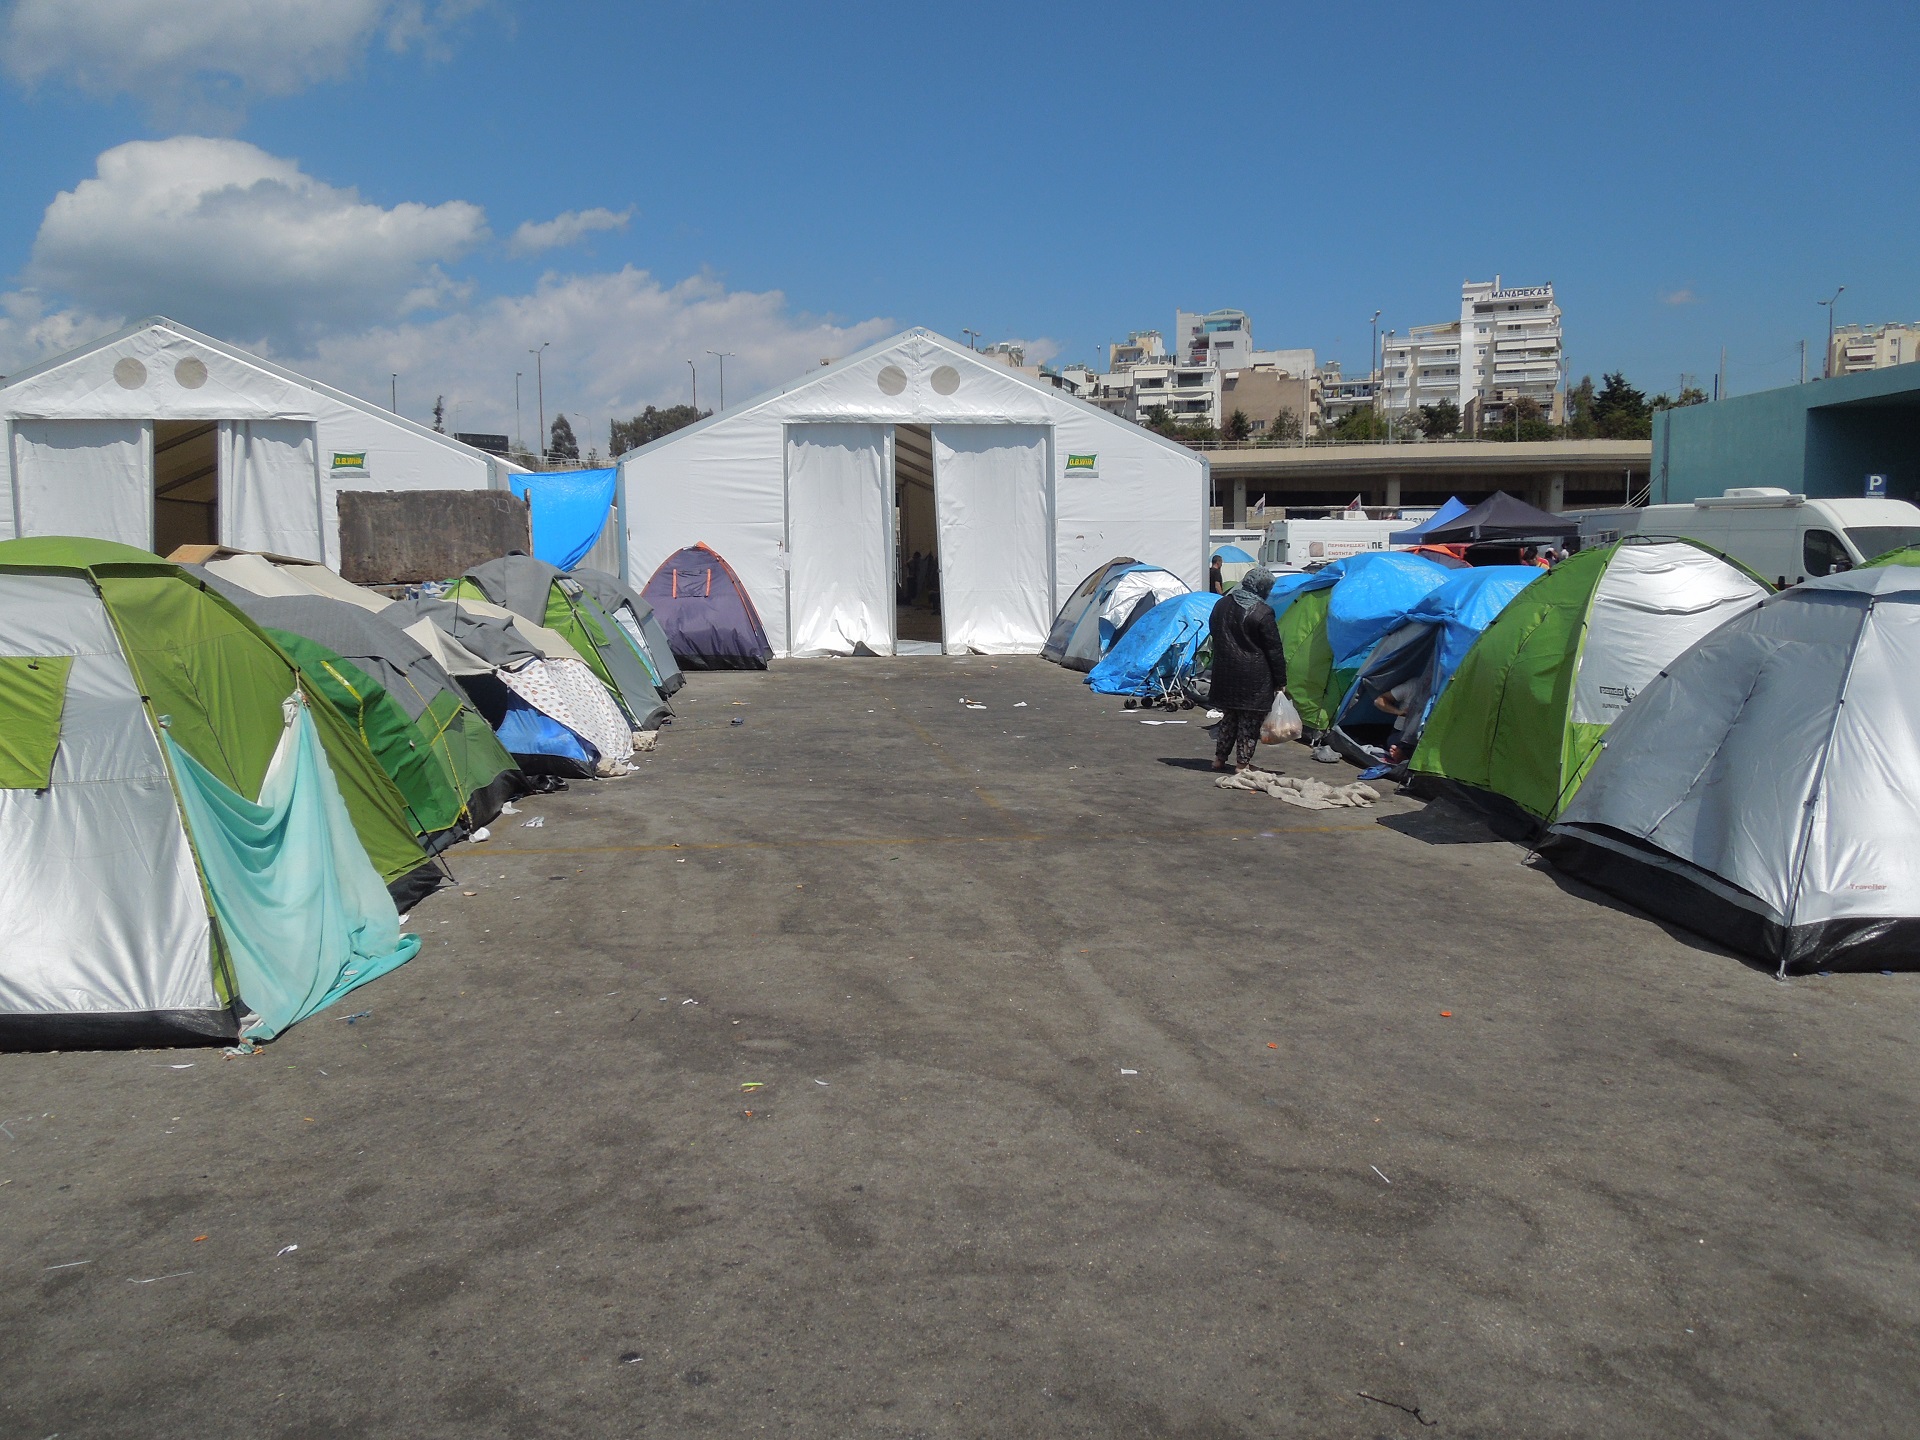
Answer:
[0, 316, 521, 468]
[618, 327, 1198, 463]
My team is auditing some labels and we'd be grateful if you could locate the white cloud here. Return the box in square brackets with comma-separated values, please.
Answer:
[301, 267, 895, 455]
[27, 136, 487, 343]
[0, 290, 121, 378]
[7, 138, 894, 454]
[508, 207, 633, 258]
[1661, 287, 1702, 307]
[4, 0, 476, 109]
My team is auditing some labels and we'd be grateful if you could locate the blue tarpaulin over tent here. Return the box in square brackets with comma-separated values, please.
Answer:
[509, 469, 617, 572]
[1403, 565, 1540, 700]
[1211, 544, 1255, 562]
[1325, 553, 1453, 666]
[1330, 565, 1540, 747]
[1388, 496, 1468, 545]
[1086, 592, 1218, 696]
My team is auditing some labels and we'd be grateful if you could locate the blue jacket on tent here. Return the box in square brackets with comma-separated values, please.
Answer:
[509, 469, 617, 573]
[1085, 592, 1218, 695]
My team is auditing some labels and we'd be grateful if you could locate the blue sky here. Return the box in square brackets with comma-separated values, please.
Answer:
[2, 0, 1915, 444]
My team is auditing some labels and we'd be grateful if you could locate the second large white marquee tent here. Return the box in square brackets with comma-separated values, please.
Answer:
[617, 329, 1209, 657]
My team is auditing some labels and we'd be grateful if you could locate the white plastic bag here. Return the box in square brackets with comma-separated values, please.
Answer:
[1259, 689, 1303, 745]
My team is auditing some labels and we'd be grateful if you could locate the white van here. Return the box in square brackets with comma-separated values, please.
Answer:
[1258, 517, 1412, 571]
[1576, 489, 1920, 587]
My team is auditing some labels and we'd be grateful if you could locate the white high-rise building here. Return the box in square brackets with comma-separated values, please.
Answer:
[1382, 277, 1563, 425]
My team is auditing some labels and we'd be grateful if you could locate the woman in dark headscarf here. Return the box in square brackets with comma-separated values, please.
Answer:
[1206, 566, 1288, 772]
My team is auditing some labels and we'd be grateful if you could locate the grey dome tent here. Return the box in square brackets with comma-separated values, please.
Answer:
[571, 566, 685, 696]
[1042, 558, 1189, 672]
[1542, 566, 1920, 974]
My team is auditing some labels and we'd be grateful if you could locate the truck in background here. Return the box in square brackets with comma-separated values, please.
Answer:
[1572, 488, 1920, 587]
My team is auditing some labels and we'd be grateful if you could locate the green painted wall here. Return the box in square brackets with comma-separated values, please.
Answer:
[1656, 364, 1920, 504]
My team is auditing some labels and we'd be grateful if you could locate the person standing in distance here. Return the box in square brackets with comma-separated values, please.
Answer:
[1207, 567, 1288, 773]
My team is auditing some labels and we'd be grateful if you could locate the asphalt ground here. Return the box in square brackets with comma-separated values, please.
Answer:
[5, 656, 1920, 1438]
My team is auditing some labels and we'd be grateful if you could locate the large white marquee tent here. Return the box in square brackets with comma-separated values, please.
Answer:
[0, 317, 521, 566]
[617, 329, 1208, 657]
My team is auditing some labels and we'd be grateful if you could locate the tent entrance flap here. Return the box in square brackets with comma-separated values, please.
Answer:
[893, 423, 942, 651]
[155, 420, 219, 557]
[786, 424, 894, 656]
[10, 419, 152, 547]
[931, 424, 1052, 654]
[219, 420, 321, 560]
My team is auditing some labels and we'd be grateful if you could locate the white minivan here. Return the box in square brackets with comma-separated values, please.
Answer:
[1574, 488, 1920, 587]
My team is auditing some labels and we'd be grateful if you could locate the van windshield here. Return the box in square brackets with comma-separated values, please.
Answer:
[1847, 526, 1920, 562]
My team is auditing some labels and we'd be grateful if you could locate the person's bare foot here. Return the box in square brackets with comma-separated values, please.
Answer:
[1210, 758, 1230, 772]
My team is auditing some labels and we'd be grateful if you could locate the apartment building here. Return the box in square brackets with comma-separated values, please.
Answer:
[1316, 361, 1379, 427]
[1829, 322, 1920, 376]
[1109, 330, 1166, 369]
[1177, 309, 1258, 369]
[1382, 277, 1563, 426]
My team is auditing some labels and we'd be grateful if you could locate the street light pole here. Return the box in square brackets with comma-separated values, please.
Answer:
[686, 358, 697, 413]
[530, 342, 549, 462]
[390, 374, 397, 413]
[707, 351, 735, 410]
[961, 328, 979, 351]
[1818, 286, 1845, 379]
[514, 372, 522, 452]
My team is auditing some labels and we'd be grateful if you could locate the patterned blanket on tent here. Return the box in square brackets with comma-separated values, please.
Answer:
[498, 658, 634, 773]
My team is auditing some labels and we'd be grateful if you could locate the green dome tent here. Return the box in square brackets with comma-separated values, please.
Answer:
[450, 555, 670, 731]
[196, 584, 525, 851]
[0, 538, 428, 1049]
[1409, 539, 1770, 830]
[571, 566, 685, 697]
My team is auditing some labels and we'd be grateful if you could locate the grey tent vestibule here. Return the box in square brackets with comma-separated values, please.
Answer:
[1542, 565, 1920, 974]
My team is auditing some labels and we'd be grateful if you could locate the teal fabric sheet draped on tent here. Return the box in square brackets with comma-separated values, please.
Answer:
[163, 699, 420, 1041]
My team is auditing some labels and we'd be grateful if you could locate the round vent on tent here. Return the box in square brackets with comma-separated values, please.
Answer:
[876, 365, 907, 396]
[112, 357, 147, 390]
[174, 356, 208, 389]
[930, 365, 960, 395]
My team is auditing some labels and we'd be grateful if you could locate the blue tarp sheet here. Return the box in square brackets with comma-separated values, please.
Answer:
[494, 694, 596, 764]
[510, 469, 617, 573]
[1326, 552, 1453, 668]
[1404, 565, 1540, 699]
[1389, 496, 1468, 545]
[164, 701, 419, 1042]
[1086, 593, 1218, 695]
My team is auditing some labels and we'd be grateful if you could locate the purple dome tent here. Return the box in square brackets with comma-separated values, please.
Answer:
[641, 544, 773, 670]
